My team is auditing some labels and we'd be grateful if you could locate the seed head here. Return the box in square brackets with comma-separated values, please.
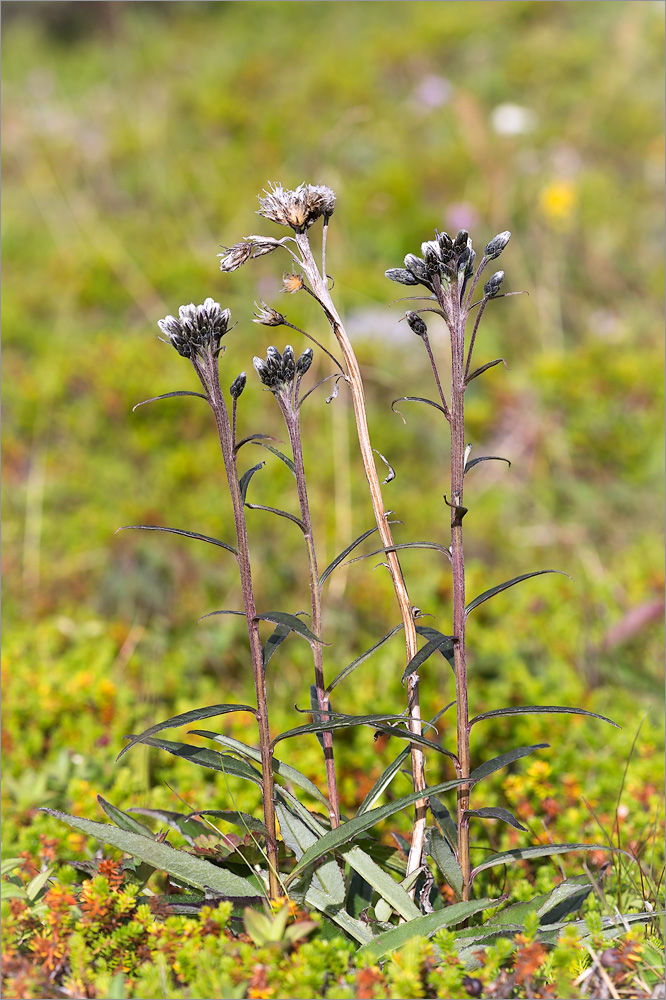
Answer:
[253, 300, 286, 327]
[485, 230, 511, 260]
[157, 298, 231, 359]
[258, 182, 336, 233]
[405, 311, 428, 338]
[283, 271, 306, 294]
[230, 372, 247, 399]
[484, 270, 505, 298]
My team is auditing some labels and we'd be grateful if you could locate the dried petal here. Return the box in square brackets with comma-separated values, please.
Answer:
[258, 182, 336, 233]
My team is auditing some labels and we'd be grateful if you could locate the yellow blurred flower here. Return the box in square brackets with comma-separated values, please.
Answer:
[539, 180, 577, 229]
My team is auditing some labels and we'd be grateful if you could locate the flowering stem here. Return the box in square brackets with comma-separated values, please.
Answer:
[196, 352, 281, 901]
[294, 232, 427, 887]
[279, 393, 341, 828]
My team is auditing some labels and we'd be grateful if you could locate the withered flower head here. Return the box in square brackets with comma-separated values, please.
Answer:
[218, 238, 280, 272]
[253, 344, 313, 392]
[258, 182, 336, 233]
[157, 298, 231, 359]
[282, 271, 305, 294]
[253, 300, 286, 327]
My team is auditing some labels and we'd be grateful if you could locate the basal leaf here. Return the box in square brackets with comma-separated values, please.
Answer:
[326, 625, 404, 694]
[469, 705, 619, 728]
[471, 843, 630, 880]
[356, 898, 497, 963]
[465, 570, 569, 619]
[132, 391, 209, 412]
[340, 845, 421, 921]
[239, 462, 264, 503]
[464, 807, 527, 832]
[469, 744, 549, 783]
[117, 704, 255, 761]
[253, 612, 327, 645]
[126, 808, 212, 844]
[115, 525, 237, 555]
[41, 810, 260, 897]
[245, 504, 306, 532]
[97, 796, 155, 838]
[182, 810, 269, 837]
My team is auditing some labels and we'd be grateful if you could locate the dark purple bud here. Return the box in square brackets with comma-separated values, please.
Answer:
[453, 229, 469, 252]
[438, 231, 453, 254]
[385, 267, 419, 286]
[462, 976, 483, 997]
[406, 311, 427, 338]
[484, 270, 504, 297]
[230, 372, 247, 399]
[485, 230, 511, 260]
[296, 347, 314, 375]
[282, 345, 296, 381]
[265, 345, 282, 371]
[404, 253, 429, 283]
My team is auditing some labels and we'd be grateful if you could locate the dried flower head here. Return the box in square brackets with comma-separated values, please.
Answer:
[258, 182, 336, 233]
[157, 298, 231, 359]
[282, 271, 306, 294]
[253, 345, 313, 392]
[218, 238, 280, 272]
[253, 300, 286, 327]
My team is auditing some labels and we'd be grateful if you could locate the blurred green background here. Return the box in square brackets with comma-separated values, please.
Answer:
[1, 1, 663, 867]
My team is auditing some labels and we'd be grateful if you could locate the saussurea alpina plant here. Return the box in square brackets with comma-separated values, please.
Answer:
[42, 183, 653, 958]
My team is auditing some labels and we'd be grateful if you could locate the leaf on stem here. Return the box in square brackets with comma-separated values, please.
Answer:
[271, 714, 454, 761]
[401, 632, 455, 685]
[425, 827, 463, 899]
[415, 625, 456, 671]
[469, 705, 619, 728]
[391, 396, 448, 424]
[429, 794, 458, 847]
[115, 525, 237, 555]
[40, 809, 260, 898]
[326, 624, 404, 694]
[233, 433, 280, 455]
[239, 462, 265, 502]
[132, 391, 209, 412]
[126, 736, 264, 784]
[340, 844, 421, 921]
[469, 744, 550, 783]
[198, 609, 247, 623]
[252, 611, 327, 644]
[251, 441, 296, 476]
[471, 843, 633, 881]
[245, 503, 306, 532]
[464, 455, 511, 475]
[465, 358, 508, 384]
[356, 747, 411, 815]
[181, 810, 269, 837]
[319, 524, 387, 587]
[346, 541, 453, 566]
[116, 704, 256, 761]
[465, 570, 570, 619]
[262, 621, 292, 669]
[373, 448, 395, 484]
[464, 806, 528, 832]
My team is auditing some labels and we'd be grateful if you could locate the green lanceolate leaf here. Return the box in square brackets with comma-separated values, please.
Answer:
[198, 609, 246, 623]
[429, 794, 458, 848]
[125, 808, 213, 844]
[262, 622, 292, 669]
[465, 357, 508, 384]
[234, 433, 279, 455]
[117, 704, 255, 761]
[340, 845, 421, 921]
[252, 611, 327, 645]
[125, 737, 263, 785]
[465, 570, 569, 619]
[464, 807, 528, 832]
[40, 810, 260, 898]
[346, 541, 452, 567]
[469, 744, 550, 783]
[425, 827, 463, 900]
[252, 442, 296, 476]
[401, 632, 455, 685]
[285, 776, 468, 884]
[471, 843, 632, 881]
[391, 396, 448, 421]
[182, 810, 269, 837]
[271, 714, 453, 760]
[318, 524, 382, 587]
[464, 455, 511, 475]
[485, 876, 593, 929]
[357, 898, 497, 963]
[245, 504, 306, 532]
[97, 796, 155, 838]
[189, 731, 331, 809]
[132, 391, 209, 412]
[469, 705, 619, 728]
[356, 747, 411, 815]
[326, 625, 404, 694]
[115, 525, 237, 556]
[239, 462, 264, 502]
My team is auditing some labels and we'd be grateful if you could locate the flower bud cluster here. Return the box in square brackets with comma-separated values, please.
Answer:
[253, 345, 314, 391]
[157, 298, 231, 359]
[386, 228, 510, 294]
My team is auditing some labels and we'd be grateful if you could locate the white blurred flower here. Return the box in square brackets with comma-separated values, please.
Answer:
[491, 103, 537, 136]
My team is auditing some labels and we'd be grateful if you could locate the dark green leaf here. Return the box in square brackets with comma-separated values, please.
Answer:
[425, 828, 463, 899]
[182, 810, 269, 837]
[239, 462, 264, 503]
[340, 845, 421, 921]
[469, 744, 550, 783]
[319, 524, 381, 587]
[252, 611, 327, 645]
[198, 609, 246, 623]
[132, 391, 209, 412]
[252, 442, 296, 476]
[40, 810, 260, 897]
[189, 731, 331, 809]
[465, 570, 569, 619]
[464, 455, 511, 474]
[429, 794, 458, 848]
[391, 396, 447, 422]
[115, 525, 237, 556]
[125, 808, 212, 844]
[402, 632, 454, 685]
[234, 433, 279, 455]
[356, 898, 497, 963]
[465, 357, 508, 384]
[471, 843, 631, 880]
[486, 876, 594, 929]
[262, 622, 291, 670]
[125, 737, 263, 785]
[97, 796, 155, 838]
[346, 541, 452, 566]
[117, 704, 255, 761]
[245, 504, 306, 532]
[464, 807, 527, 832]
[271, 714, 453, 760]
[470, 705, 619, 728]
[356, 748, 410, 815]
[285, 775, 468, 883]
[326, 625, 404, 694]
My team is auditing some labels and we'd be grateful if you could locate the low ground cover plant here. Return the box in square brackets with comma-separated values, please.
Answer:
[3, 184, 664, 999]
